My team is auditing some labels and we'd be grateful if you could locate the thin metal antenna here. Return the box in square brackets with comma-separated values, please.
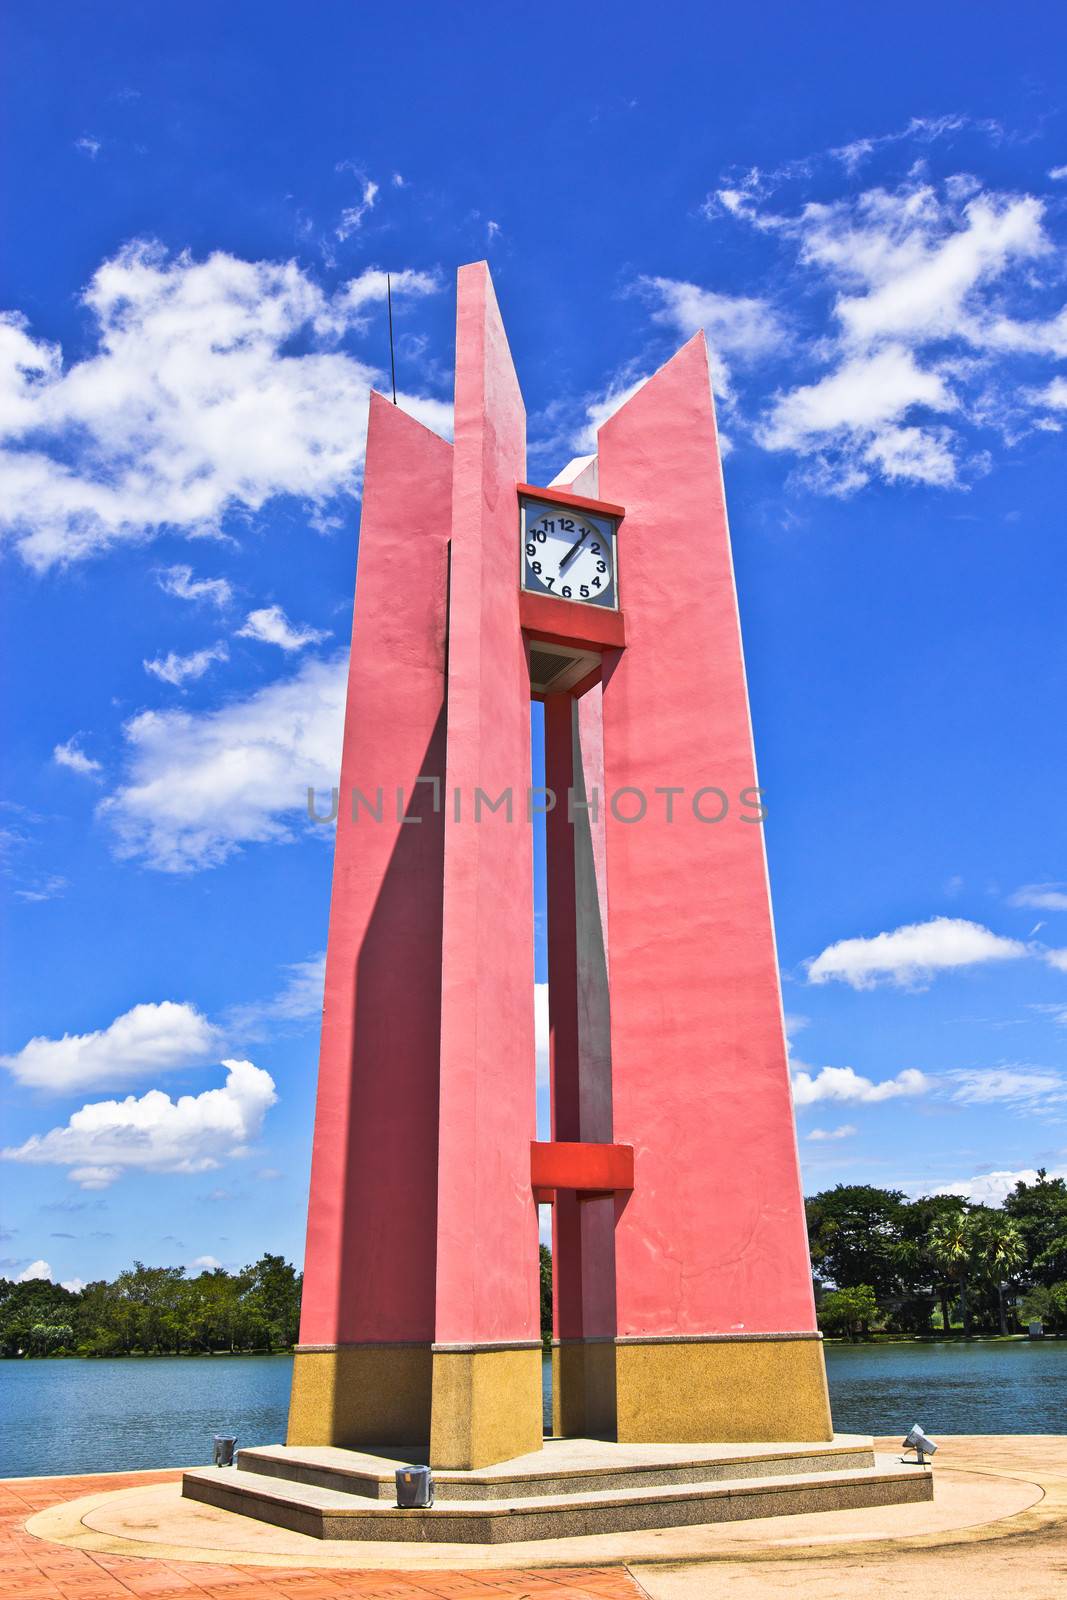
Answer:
[387, 273, 397, 404]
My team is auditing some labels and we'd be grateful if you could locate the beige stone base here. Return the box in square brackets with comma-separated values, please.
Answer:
[614, 1336, 833, 1444]
[553, 1340, 617, 1439]
[430, 1344, 544, 1469]
[286, 1344, 432, 1447]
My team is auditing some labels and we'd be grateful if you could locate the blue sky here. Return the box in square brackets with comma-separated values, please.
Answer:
[3, 2, 1067, 1291]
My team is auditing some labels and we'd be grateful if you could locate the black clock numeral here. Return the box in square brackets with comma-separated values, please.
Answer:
[526, 542, 536, 557]
[544, 575, 555, 588]
[596, 560, 607, 573]
[580, 584, 589, 598]
[540, 520, 554, 533]
[562, 585, 571, 598]
[534, 528, 547, 543]
[559, 517, 575, 532]
[592, 576, 601, 588]
[532, 561, 542, 574]
[590, 543, 601, 555]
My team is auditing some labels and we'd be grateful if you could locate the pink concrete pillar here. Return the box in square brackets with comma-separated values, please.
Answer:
[288, 393, 453, 1446]
[596, 335, 831, 1442]
[430, 263, 542, 1467]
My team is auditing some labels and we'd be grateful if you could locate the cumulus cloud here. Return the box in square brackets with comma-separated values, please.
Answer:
[99, 651, 346, 871]
[188, 1254, 223, 1272]
[1, 1059, 277, 1188]
[933, 1165, 1067, 1207]
[237, 605, 330, 651]
[53, 738, 101, 778]
[144, 642, 229, 686]
[791, 1065, 930, 1106]
[1, 1000, 220, 1092]
[156, 565, 233, 607]
[16, 1259, 52, 1282]
[807, 916, 1027, 990]
[0, 245, 442, 569]
[697, 147, 1067, 493]
[805, 1124, 858, 1141]
[641, 278, 786, 399]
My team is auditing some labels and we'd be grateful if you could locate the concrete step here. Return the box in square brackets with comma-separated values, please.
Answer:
[233, 1436, 876, 1502]
[182, 1454, 932, 1543]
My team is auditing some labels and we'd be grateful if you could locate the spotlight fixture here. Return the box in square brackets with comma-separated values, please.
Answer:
[395, 1464, 434, 1508]
[901, 1423, 937, 1467]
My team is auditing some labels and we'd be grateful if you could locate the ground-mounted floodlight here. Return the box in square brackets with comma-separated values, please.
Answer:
[213, 1434, 238, 1468]
[901, 1424, 937, 1467]
[395, 1464, 433, 1507]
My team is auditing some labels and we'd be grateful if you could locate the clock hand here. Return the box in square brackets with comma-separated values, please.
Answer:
[559, 528, 589, 571]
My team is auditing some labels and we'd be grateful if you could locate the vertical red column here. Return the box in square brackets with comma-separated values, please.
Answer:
[597, 335, 831, 1442]
[430, 263, 542, 1468]
[288, 394, 453, 1446]
[544, 689, 618, 1435]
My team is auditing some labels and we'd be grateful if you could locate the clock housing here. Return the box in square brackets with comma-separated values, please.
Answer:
[519, 492, 620, 610]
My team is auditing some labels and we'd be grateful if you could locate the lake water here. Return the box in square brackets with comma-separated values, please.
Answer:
[1, 1342, 1064, 1479]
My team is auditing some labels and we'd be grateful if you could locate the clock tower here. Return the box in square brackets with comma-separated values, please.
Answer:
[287, 261, 831, 1470]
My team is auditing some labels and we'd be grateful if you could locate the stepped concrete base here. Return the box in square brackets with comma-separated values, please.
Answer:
[182, 1435, 931, 1543]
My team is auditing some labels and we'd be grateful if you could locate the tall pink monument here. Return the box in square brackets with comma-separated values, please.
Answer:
[288, 262, 832, 1469]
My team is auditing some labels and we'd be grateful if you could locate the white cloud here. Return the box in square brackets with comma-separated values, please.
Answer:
[933, 1165, 1067, 1207]
[156, 564, 233, 607]
[0, 245, 443, 569]
[1008, 882, 1067, 911]
[700, 159, 1067, 493]
[188, 1254, 223, 1271]
[237, 605, 329, 651]
[571, 375, 651, 453]
[227, 951, 326, 1037]
[15, 875, 68, 904]
[807, 916, 1027, 990]
[61, 1277, 86, 1293]
[74, 136, 100, 159]
[1, 1000, 219, 1092]
[336, 178, 379, 240]
[2, 1059, 277, 1188]
[791, 1064, 930, 1106]
[758, 344, 958, 489]
[53, 738, 101, 778]
[16, 1258, 52, 1282]
[1031, 377, 1067, 411]
[643, 277, 786, 398]
[1049, 166, 1067, 182]
[99, 651, 346, 871]
[1045, 949, 1067, 973]
[949, 1067, 1067, 1110]
[333, 267, 439, 321]
[144, 642, 229, 686]
[805, 1124, 858, 1141]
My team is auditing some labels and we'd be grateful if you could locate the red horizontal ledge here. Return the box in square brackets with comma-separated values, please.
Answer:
[531, 1140, 635, 1205]
[517, 481, 626, 521]
[519, 589, 626, 652]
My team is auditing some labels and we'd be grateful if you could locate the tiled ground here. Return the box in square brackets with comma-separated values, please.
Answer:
[0, 1472, 648, 1600]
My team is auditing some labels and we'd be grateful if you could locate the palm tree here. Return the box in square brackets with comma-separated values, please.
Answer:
[974, 1214, 1026, 1334]
[927, 1213, 976, 1337]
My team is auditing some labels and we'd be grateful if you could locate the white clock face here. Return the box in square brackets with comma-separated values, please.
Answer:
[521, 502, 617, 607]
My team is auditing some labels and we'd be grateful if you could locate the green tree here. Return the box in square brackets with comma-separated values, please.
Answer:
[817, 1284, 880, 1341]
[973, 1212, 1026, 1335]
[927, 1212, 978, 1337]
[539, 1244, 553, 1343]
[805, 1186, 908, 1300]
[1004, 1172, 1067, 1288]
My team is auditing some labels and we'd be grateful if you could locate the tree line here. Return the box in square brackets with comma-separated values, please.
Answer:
[808, 1171, 1067, 1339]
[0, 1255, 301, 1358]
[3, 1173, 1065, 1356]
